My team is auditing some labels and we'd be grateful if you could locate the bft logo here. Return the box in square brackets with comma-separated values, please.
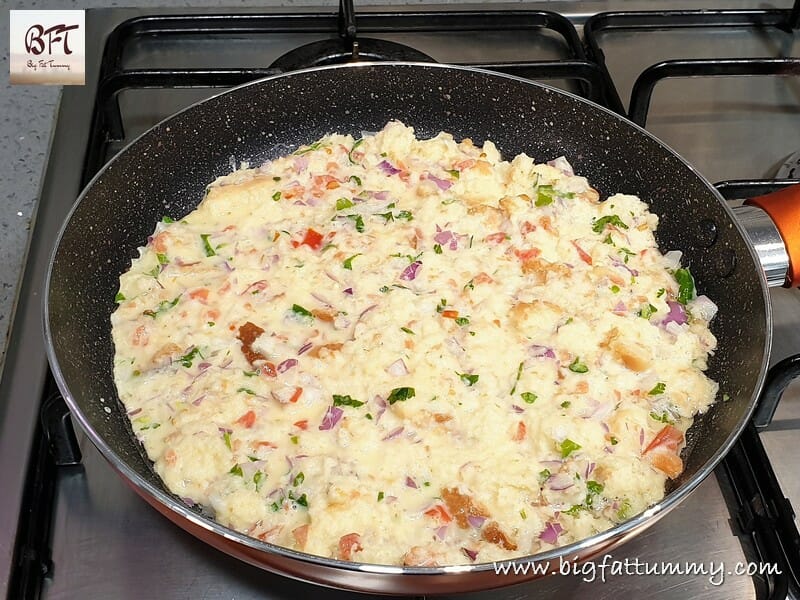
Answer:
[25, 23, 80, 56]
[10, 10, 86, 85]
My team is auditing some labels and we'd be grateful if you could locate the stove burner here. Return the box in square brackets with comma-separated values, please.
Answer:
[270, 38, 435, 71]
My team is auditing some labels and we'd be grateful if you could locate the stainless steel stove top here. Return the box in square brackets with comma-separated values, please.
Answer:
[1, 3, 798, 599]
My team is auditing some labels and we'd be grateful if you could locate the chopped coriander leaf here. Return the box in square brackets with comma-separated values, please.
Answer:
[247, 455, 259, 462]
[378, 491, 385, 502]
[333, 394, 365, 408]
[656, 287, 666, 298]
[610, 285, 620, 293]
[379, 285, 390, 293]
[436, 298, 447, 313]
[347, 214, 365, 233]
[520, 509, 527, 520]
[722, 393, 731, 402]
[348, 139, 364, 163]
[650, 411, 673, 424]
[294, 140, 322, 155]
[560, 438, 582, 458]
[200, 233, 216, 257]
[114, 292, 126, 303]
[223, 431, 232, 450]
[378, 211, 394, 222]
[455, 316, 470, 327]
[336, 197, 355, 210]
[564, 505, 584, 517]
[648, 382, 666, 396]
[207, 321, 215, 327]
[365, 413, 373, 420]
[237, 387, 256, 395]
[602, 233, 614, 245]
[568, 357, 588, 373]
[674, 267, 695, 305]
[618, 247, 635, 263]
[156, 253, 169, 265]
[447, 169, 460, 179]
[161, 215, 175, 223]
[343, 254, 361, 270]
[294, 493, 309, 508]
[521, 392, 538, 404]
[229, 465, 244, 477]
[592, 214, 629, 234]
[291, 304, 314, 319]
[610, 436, 619, 445]
[400, 327, 415, 335]
[638, 303, 657, 319]
[387, 387, 416, 404]
[560, 401, 571, 408]
[433, 243, 443, 254]
[142, 295, 180, 318]
[290, 435, 299, 444]
[349, 175, 362, 186]
[271, 191, 281, 201]
[586, 480, 604, 496]
[456, 372, 479, 386]
[538, 469, 551, 484]
[616, 499, 632, 520]
[253, 471, 265, 491]
[395, 210, 413, 221]
[273, 176, 281, 182]
[270, 502, 281, 512]
[464, 279, 475, 291]
[177, 347, 202, 368]
[535, 185, 555, 207]
[293, 472, 305, 486]
[243, 370, 260, 377]
[510, 362, 524, 395]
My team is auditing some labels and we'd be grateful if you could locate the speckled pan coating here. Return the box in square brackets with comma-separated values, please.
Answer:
[44, 63, 770, 592]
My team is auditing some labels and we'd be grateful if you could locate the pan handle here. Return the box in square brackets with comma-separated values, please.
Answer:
[744, 183, 800, 288]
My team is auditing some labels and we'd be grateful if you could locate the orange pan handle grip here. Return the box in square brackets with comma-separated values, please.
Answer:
[745, 183, 800, 287]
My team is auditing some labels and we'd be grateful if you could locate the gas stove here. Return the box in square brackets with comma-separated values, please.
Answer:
[1, 2, 799, 598]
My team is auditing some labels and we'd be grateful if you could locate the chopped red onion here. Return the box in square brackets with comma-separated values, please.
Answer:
[294, 156, 309, 171]
[467, 515, 486, 528]
[198, 362, 211, 371]
[690, 295, 718, 321]
[611, 258, 638, 277]
[298, 342, 313, 355]
[192, 395, 205, 406]
[277, 358, 298, 373]
[425, 173, 452, 191]
[511, 404, 525, 414]
[359, 304, 378, 320]
[378, 160, 401, 175]
[540, 460, 563, 469]
[319, 406, 344, 431]
[529, 345, 556, 359]
[324, 270, 340, 284]
[343, 287, 354, 296]
[386, 358, 409, 377]
[405, 476, 418, 489]
[434, 226, 460, 250]
[584, 462, 596, 479]
[310, 292, 332, 307]
[218, 426, 233, 434]
[181, 497, 195, 506]
[382, 426, 405, 441]
[547, 473, 574, 491]
[174, 257, 200, 267]
[374, 395, 387, 409]
[639, 428, 645, 447]
[663, 250, 682, 270]
[612, 301, 627, 316]
[547, 156, 575, 176]
[663, 301, 688, 325]
[435, 525, 449, 540]
[600, 421, 610, 432]
[539, 521, 563, 545]
[400, 261, 422, 281]
[604, 446, 614, 453]
[126, 407, 142, 416]
[372, 190, 390, 201]
[462, 548, 478, 562]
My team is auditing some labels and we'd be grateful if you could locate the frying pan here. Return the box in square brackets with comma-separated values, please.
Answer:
[44, 63, 799, 595]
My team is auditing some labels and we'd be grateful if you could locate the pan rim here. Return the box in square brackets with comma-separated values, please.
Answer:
[43, 60, 772, 580]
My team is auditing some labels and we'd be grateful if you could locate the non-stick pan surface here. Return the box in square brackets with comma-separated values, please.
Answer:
[45, 63, 770, 594]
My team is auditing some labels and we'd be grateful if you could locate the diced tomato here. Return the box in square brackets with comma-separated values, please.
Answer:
[644, 425, 684, 454]
[261, 362, 277, 378]
[189, 288, 209, 301]
[256, 441, 277, 449]
[455, 159, 476, 170]
[292, 524, 310, 549]
[236, 410, 256, 428]
[337, 533, 363, 561]
[132, 325, 149, 346]
[513, 248, 541, 261]
[484, 232, 508, 244]
[313, 174, 340, 190]
[289, 387, 303, 404]
[291, 228, 325, 251]
[512, 421, 527, 441]
[571, 240, 593, 265]
[473, 272, 494, 285]
[293, 419, 309, 430]
[441, 310, 459, 319]
[520, 221, 537, 235]
[424, 504, 453, 524]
